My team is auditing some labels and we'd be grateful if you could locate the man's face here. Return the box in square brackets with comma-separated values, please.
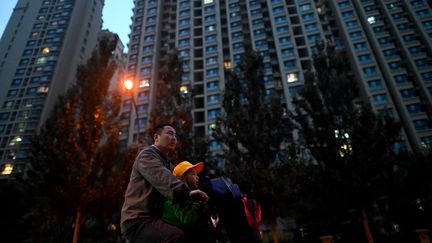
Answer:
[154, 126, 177, 154]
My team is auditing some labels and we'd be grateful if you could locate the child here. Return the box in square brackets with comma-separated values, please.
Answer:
[162, 161, 216, 242]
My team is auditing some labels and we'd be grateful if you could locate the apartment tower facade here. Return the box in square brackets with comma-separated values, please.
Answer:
[0, 0, 105, 176]
[122, 0, 432, 154]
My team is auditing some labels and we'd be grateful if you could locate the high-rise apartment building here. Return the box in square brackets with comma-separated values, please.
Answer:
[0, 0, 105, 176]
[123, 0, 432, 153]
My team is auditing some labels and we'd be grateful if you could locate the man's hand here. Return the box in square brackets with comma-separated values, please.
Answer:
[189, 189, 209, 203]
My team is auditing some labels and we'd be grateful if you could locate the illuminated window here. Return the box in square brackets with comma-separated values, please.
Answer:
[204, 0, 213, 4]
[9, 136, 22, 146]
[139, 79, 150, 88]
[37, 86, 49, 93]
[1, 164, 13, 175]
[287, 72, 298, 82]
[180, 86, 188, 94]
[42, 47, 50, 54]
[36, 57, 47, 65]
[367, 16, 376, 24]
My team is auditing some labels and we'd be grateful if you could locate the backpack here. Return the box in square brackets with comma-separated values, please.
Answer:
[207, 177, 262, 242]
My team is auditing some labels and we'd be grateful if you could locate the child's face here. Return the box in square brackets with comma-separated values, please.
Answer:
[183, 168, 199, 189]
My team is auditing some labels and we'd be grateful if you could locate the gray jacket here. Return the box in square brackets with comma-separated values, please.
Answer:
[120, 145, 189, 233]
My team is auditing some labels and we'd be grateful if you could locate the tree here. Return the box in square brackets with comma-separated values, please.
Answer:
[149, 51, 207, 163]
[292, 43, 401, 242]
[212, 48, 296, 237]
[27, 36, 133, 243]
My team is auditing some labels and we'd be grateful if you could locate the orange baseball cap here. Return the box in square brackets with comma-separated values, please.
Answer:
[173, 161, 204, 178]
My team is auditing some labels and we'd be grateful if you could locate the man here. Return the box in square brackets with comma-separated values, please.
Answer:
[121, 124, 208, 243]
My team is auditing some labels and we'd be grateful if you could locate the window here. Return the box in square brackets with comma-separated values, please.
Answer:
[305, 23, 318, 32]
[411, 0, 424, 8]
[270, 6, 282, 13]
[207, 81, 218, 91]
[205, 34, 217, 42]
[178, 39, 189, 46]
[147, 7, 157, 14]
[139, 79, 150, 88]
[279, 37, 291, 45]
[307, 34, 321, 42]
[179, 10, 189, 17]
[363, 66, 377, 76]
[354, 42, 367, 51]
[205, 15, 215, 22]
[287, 72, 298, 82]
[15, 68, 26, 76]
[284, 60, 296, 68]
[342, 11, 354, 19]
[367, 16, 377, 24]
[140, 68, 151, 76]
[358, 54, 371, 63]
[394, 74, 408, 84]
[206, 57, 217, 65]
[416, 10, 430, 18]
[372, 94, 388, 104]
[207, 95, 220, 104]
[206, 45, 217, 53]
[230, 11, 240, 18]
[383, 48, 396, 57]
[254, 40, 266, 47]
[275, 16, 286, 24]
[421, 72, 432, 81]
[252, 19, 263, 26]
[406, 103, 422, 114]
[346, 20, 358, 29]
[408, 46, 422, 54]
[179, 28, 190, 36]
[144, 35, 154, 42]
[350, 31, 362, 40]
[368, 80, 382, 90]
[233, 42, 244, 49]
[415, 58, 429, 67]
[205, 25, 215, 32]
[204, 5, 215, 12]
[364, 5, 376, 12]
[2, 101, 13, 109]
[208, 109, 220, 120]
[276, 26, 289, 33]
[179, 50, 189, 57]
[289, 85, 303, 97]
[282, 48, 295, 57]
[263, 76, 273, 83]
[302, 13, 314, 21]
[373, 26, 386, 33]
[403, 34, 416, 43]
[299, 3, 311, 12]
[142, 45, 153, 52]
[206, 69, 218, 77]
[338, 1, 350, 8]
[388, 61, 401, 70]
[253, 29, 265, 36]
[232, 31, 242, 39]
[11, 79, 22, 86]
[422, 20, 432, 29]
[414, 119, 429, 131]
[378, 37, 391, 45]
[398, 23, 412, 31]
[400, 88, 415, 99]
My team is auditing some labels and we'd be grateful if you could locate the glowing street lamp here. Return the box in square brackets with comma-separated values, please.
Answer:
[123, 79, 140, 143]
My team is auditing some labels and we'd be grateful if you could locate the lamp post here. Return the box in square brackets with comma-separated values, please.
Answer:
[124, 79, 140, 144]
